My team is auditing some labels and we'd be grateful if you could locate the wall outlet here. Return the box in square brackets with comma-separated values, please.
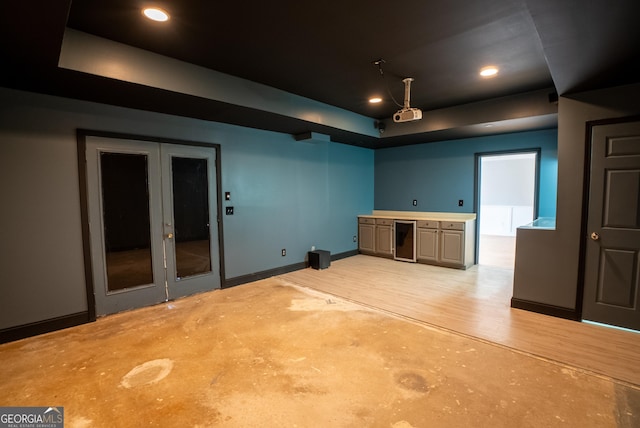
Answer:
[226, 206, 234, 215]
[311, 245, 315, 251]
[353, 235, 357, 242]
[412, 199, 417, 206]
[458, 200, 464, 207]
[281, 249, 286, 256]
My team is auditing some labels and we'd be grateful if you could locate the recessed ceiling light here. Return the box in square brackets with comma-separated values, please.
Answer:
[480, 66, 499, 77]
[369, 97, 382, 104]
[143, 7, 170, 22]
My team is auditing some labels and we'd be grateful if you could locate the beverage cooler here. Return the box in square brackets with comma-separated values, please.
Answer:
[394, 220, 416, 262]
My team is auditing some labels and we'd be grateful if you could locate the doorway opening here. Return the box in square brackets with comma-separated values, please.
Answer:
[476, 151, 539, 269]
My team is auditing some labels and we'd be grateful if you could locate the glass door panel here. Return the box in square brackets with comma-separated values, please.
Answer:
[161, 144, 220, 299]
[171, 157, 212, 279]
[100, 152, 154, 291]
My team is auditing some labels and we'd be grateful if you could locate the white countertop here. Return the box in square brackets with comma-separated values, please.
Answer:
[359, 210, 476, 221]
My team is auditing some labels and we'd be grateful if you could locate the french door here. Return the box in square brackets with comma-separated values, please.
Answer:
[85, 136, 220, 316]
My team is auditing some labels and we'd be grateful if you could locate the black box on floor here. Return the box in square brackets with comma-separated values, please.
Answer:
[309, 250, 330, 270]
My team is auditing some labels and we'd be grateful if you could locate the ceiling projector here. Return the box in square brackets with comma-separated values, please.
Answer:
[394, 108, 422, 123]
[393, 77, 423, 123]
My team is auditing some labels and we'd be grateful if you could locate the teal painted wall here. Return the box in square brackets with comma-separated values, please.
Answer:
[221, 133, 373, 278]
[374, 129, 558, 217]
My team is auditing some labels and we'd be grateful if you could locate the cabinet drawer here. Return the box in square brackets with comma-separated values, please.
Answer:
[440, 221, 464, 231]
[417, 220, 439, 229]
[376, 218, 394, 226]
[359, 217, 375, 225]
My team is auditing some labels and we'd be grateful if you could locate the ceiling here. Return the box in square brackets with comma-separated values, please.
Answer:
[1, 0, 639, 148]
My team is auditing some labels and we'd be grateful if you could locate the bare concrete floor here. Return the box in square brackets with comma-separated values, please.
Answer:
[1, 278, 638, 427]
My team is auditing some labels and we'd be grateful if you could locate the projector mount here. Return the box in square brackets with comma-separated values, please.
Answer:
[394, 78, 422, 123]
[373, 59, 423, 123]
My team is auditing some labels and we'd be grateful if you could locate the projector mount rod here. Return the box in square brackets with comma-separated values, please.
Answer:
[372, 59, 415, 109]
[402, 77, 414, 109]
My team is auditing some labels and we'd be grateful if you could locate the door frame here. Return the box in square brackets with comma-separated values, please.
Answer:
[473, 148, 541, 265]
[576, 114, 640, 321]
[77, 129, 225, 321]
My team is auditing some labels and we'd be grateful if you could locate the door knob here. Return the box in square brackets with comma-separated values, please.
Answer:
[590, 232, 599, 241]
[166, 233, 174, 239]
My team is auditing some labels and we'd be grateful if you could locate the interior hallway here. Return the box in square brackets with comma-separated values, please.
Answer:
[0, 256, 638, 427]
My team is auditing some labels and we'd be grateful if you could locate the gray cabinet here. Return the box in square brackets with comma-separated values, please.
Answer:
[440, 229, 464, 265]
[358, 217, 393, 257]
[416, 220, 438, 262]
[417, 220, 474, 269]
[440, 221, 464, 266]
[359, 214, 475, 269]
[375, 218, 394, 257]
[358, 218, 375, 254]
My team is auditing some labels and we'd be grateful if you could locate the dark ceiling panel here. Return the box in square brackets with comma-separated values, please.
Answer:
[3, 0, 639, 148]
[0, 1, 72, 66]
[524, 0, 640, 95]
[66, 0, 554, 119]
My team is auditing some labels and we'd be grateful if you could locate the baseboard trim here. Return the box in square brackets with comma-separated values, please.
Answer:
[332, 250, 358, 261]
[0, 312, 90, 344]
[510, 298, 580, 321]
[223, 250, 358, 288]
[223, 262, 308, 288]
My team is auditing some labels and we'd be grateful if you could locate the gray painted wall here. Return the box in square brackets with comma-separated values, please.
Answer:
[0, 88, 374, 330]
[513, 83, 640, 309]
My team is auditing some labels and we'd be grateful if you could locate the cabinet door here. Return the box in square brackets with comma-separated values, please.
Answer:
[376, 225, 393, 256]
[417, 228, 438, 261]
[440, 230, 464, 265]
[358, 223, 375, 253]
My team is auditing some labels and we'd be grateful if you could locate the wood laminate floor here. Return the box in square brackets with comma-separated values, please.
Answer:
[478, 234, 516, 269]
[279, 255, 640, 387]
